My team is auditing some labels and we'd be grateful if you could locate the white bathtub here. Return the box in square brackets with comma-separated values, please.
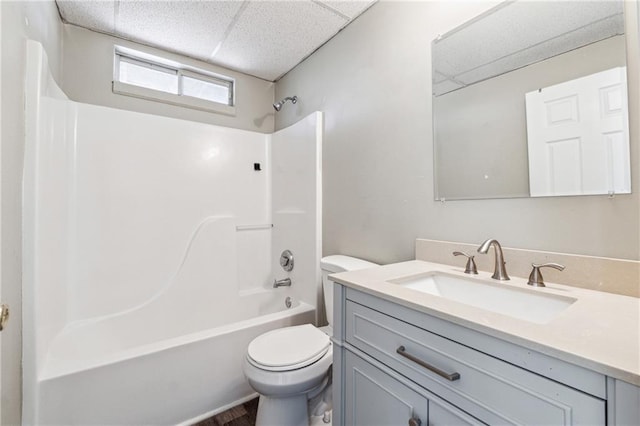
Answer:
[24, 41, 323, 426]
[36, 292, 315, 425]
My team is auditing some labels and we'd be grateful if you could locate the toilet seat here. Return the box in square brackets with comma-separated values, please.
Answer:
[247, 324, 331, 372]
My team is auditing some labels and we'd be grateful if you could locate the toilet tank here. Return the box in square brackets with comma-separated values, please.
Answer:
[320, 255, 378, 329]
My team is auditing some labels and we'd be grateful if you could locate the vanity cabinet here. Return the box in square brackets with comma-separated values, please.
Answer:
[333, 285, 626, 426]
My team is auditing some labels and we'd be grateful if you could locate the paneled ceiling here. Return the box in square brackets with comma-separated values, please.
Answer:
[56, 0, 376, 82]
[432, 1, 624, 96]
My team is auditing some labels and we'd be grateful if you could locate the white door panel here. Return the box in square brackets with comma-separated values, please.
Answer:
[547, 138, 582, 195]
[526, 67, 630, 197]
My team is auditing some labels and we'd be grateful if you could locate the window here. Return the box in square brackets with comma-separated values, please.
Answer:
[118, 56, 179, 94]
[113, 48, 235, 115]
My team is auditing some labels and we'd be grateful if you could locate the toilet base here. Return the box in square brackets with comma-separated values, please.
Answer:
[256, 394, 309, 426]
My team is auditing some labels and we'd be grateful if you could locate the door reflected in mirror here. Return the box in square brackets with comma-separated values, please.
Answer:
[525, 67, 630, 197]
[432, 0, 630, 200]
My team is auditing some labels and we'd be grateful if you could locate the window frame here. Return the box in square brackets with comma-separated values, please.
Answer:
[113, 49, 236, 116]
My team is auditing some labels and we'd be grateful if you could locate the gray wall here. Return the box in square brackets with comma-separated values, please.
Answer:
[62, 24, 276, 133]
[275, 1, 640, 263]
[1, 2, 64, 423]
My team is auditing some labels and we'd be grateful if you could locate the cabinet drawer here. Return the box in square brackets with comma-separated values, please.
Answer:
[345, 300, 605, 425]
[345, 350, 482, 426]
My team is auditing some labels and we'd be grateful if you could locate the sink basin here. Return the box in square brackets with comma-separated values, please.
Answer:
[389, 272, 576, 324]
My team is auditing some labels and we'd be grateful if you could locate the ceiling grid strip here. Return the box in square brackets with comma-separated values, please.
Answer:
[208, 0, 251, 62]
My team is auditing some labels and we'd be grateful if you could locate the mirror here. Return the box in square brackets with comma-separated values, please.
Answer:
[433, 0, 630, 200]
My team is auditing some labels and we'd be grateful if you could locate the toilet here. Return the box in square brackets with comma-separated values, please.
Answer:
[243, 255, 378, 426]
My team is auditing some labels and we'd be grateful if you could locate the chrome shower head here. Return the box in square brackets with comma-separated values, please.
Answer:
[273, 95, 298, 112]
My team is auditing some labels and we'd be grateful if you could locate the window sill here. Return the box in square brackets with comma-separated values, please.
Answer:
[112, 81, 236, 116]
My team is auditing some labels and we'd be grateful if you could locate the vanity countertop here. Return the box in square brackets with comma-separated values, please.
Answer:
[330, 260, 640, 386]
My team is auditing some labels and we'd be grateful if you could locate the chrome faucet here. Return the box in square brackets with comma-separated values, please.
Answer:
[453, 251, 478, 274]
[528, 263, 565, 287]
[477, 239, 510, 281]
[273, 278, 292, 288]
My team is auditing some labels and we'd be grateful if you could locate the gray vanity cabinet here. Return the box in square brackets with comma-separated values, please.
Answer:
[333, 285, 614, 426]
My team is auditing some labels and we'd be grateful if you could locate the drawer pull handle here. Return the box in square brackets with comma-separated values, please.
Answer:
[396, 346, 461, 381]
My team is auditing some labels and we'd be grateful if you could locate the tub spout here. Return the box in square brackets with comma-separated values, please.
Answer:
[273, 278, 292, 288]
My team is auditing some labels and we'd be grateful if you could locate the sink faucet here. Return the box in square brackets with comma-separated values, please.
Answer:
[273, 277, 292, 288]
[528, 263, 565, 287]
[477, 239, 510, 281]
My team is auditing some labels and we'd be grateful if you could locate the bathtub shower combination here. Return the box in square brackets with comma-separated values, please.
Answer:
[23, 41, 323, 425]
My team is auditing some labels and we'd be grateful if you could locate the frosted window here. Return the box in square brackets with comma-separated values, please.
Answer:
[118, 58, 178, 94]
[183, 76, 230, 104]
[114, 50, 235, 109]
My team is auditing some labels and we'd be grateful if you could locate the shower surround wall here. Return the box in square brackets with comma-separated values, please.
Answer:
[23, 41, 322, 425]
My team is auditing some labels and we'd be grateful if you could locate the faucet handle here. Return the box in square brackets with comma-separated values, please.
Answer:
[527, 263, 565, 287]
[453, 251, 478, 275]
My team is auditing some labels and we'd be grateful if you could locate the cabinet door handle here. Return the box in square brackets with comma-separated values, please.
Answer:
[396, 346, 461, 381]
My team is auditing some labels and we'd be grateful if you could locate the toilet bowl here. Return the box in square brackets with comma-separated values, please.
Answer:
[243, 255, 378, 426]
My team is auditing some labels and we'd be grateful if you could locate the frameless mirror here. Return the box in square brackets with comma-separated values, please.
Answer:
[433, 0, 630, 200]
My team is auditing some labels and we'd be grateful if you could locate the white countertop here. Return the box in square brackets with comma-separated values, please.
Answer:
[330, 260, 640, 386]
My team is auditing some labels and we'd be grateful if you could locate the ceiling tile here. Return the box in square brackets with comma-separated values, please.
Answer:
[115, 1, 244, 62]
[56, 0, 378, 82]
[57, 0, 116, 34]
[434, 1, 623, 79]
[213, 1, 348, 81]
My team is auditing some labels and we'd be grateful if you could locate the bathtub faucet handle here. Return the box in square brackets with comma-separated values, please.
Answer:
[280, 250, 294, 272]
[273, 278, 292, 288]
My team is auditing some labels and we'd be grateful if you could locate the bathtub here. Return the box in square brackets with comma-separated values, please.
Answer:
[24, 41, 323, 425]
[36, 292, 315, 425]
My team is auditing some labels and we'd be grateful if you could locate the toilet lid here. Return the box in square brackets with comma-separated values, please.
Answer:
[247, 324, 331, 371]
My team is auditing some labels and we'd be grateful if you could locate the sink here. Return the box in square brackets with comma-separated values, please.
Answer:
[388, 272, 576, 324]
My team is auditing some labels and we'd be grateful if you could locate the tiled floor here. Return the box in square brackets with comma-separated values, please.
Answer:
[193, 397, 332, 426]
[194, 398, 259, 426]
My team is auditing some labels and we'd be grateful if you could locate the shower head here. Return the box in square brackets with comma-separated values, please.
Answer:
[273, 95, 298, 112]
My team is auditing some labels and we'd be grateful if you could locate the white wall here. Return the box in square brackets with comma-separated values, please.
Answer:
[275, 1, 640, 267]
[1, 1, 64, 424]
[62, 24, 276, 133]
[271, 112, 323, 321]
[67, 104, 270, 322]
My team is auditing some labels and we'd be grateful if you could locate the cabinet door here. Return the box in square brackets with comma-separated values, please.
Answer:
[429, 399, 479, 426]
[345, 351, 428, 426]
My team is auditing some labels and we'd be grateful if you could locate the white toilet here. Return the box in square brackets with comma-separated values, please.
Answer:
[243, 255, 378, 426]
